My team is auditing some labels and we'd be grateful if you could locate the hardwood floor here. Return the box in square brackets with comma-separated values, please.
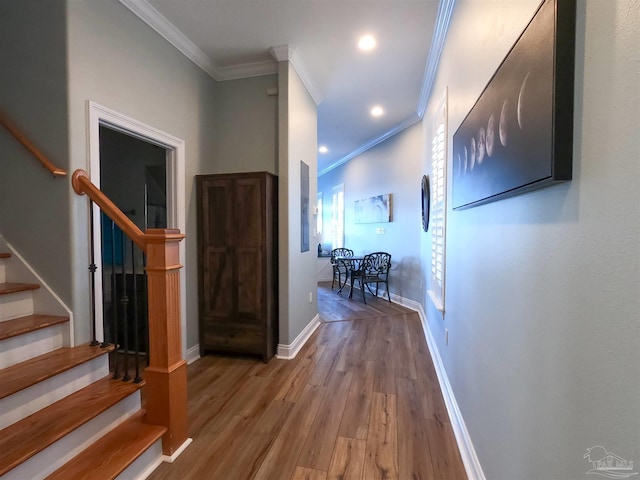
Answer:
[148, 282, 466, 480]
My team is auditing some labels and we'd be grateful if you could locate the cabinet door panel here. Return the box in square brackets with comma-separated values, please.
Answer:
[237, 248, 263, 322]
[203, 249, 233, 318]
[203, 179, 233, 248]
[236, 178, 263, 248]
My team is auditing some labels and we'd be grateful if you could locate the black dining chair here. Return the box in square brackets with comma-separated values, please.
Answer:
[349, 251, 392, 304]
[330, 247, 354, 290]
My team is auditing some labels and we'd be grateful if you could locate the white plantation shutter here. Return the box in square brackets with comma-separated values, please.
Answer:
[331, 184, 344, 249]
[430, 93, 447, 310]
[317, 192, 323, 236]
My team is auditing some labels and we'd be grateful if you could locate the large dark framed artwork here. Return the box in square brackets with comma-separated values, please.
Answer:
[452, 0, 576, 210]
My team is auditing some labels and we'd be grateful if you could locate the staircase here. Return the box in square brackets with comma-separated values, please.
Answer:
[0, 250, 166, 480]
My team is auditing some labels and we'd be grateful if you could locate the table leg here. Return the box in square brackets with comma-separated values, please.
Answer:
[348, 272, 355, 299]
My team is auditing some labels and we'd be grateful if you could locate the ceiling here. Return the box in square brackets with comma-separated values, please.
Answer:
[120, 0, 451, 175]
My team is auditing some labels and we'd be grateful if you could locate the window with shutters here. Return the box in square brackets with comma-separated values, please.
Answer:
[317, 192, 323, 236]
[429, 92, 447, 311]
[331, 184, 344, 249]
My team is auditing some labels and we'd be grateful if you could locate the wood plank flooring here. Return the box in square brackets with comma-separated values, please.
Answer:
[148, 282, 466, 480]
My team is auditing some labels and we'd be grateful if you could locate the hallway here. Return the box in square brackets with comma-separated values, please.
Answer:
[149, 282, 466, 479]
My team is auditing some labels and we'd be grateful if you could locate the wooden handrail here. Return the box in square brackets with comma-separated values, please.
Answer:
[0, 112, 67, 177]
[72, 170, 146, 250]
[72, 168, 188, 456]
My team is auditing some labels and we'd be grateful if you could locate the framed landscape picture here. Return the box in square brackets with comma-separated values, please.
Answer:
[452, 0, 576, 210]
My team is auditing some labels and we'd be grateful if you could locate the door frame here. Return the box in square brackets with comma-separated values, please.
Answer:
[87, 100, 187, 358]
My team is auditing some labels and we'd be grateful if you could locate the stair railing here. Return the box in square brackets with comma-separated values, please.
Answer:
[72, 169, 187, 457]
[0, 112, 67, 177]
[99, 211, 148, 383]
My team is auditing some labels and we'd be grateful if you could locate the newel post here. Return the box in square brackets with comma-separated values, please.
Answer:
[143, 228, 188, 456]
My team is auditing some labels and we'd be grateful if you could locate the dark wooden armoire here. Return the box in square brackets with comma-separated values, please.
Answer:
[196, 172, 278, 362]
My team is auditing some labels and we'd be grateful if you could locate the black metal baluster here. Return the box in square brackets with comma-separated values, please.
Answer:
[143, 252, 149, 367]
[111, 220, 120, 379]
[121, 234, 131, 382]
[131, 242, 142, 383]
[88, 201, 99, 347]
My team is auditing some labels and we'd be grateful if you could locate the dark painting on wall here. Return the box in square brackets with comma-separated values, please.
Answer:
[452, 0, 576, 210]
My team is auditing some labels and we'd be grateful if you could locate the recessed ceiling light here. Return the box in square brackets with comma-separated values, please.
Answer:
[358, 35, 377, 51]
[370, 106, 384, 117]
[318, 146, 329, 154]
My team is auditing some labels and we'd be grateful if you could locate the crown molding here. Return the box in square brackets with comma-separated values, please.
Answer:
[321, 0, 456, 175]
[121, 0, 456, 173]
[319, 114, 421, 177]
[119, 0, 220, 79]
[270, 45, 322, 105]
[216, 60, 278, 81]
[269, 45, 296, 62]
[290, 53, 322, 105]
[417, 0, 456, 119]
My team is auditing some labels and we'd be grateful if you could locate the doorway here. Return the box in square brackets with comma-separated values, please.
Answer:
[87, 101, 187, 358]
[98, 126, 167, 367]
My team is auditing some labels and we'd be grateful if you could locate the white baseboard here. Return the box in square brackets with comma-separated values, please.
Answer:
[135, 437, 192, 480]
[276, 314, 321, 360]
[161, 437, 193, 463]
[391, 293, 485, 480]
[185, 345, 200, 365]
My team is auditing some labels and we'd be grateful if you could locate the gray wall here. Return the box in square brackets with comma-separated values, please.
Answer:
[318, 122, 424, 301]
[278, 62, 319, 345]
[422, 0, 640, 478]
[213, 75, 278, 174]
[0, 0, 72, 304]
[66, 0, 218, 348]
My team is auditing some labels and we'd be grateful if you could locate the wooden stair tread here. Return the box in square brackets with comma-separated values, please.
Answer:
[0, 343, 114, 400]
[0, 313, 69, 341]
[0, 282, 40, 295]
[0, 376, 144, 476]
[0, 253, 10, 259]
[46, 412, 166, 480]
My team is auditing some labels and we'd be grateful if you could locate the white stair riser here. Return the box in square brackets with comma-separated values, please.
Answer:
[0, 291, 34, 322]
[2, 391, 141, 480]
[0, 324, 64, 369]
[0, 262, 5, 283]
[121, 438, 164, 480]
[0, 355, 110, 430]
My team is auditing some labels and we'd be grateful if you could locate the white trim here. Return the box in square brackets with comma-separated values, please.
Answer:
[128, 439, 162, 480]
[429, 89, 448, 311]
[0, 235, 74, 346]
[87, 101, 187, 359]
[118, 0, 219, 79]
[216, 60, 277, 81]
[270, 45, 322, 105]
[161, 437, 193, 463]
[289, 52, 322, 105]
[428, 289, 445, 313]
[134, 452, 163, 480]
[319, 115, 419, 176]
[185, 345, 200, 365]
[276, 314, 321, 360]
[119, 0, 279, 82]
[269, 45, 295, 62]
[417, 0, 457, 119]
[393, 293, 485, 480]
[320, 0, 457, 176]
